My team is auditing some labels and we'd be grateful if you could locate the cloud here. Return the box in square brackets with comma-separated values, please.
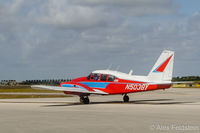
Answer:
[73, 0, 178, 16]
[35, 0, 178, 29]
[0, 0, 199, 80]
[35, 0, 116, 29]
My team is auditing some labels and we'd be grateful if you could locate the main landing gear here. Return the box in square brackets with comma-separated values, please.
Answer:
[80, 94, 129, 104]
[80, 96, 90, 104]
[123, 94, 129, 102]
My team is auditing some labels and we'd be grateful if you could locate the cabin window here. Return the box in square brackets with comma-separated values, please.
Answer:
[100, 74, 108, 81]
[108, 75, 116, 81]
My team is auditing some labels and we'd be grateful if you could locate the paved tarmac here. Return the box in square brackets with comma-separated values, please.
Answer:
[0, 88, 200, 133]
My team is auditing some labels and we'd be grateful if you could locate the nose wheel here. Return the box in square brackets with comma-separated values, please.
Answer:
[123, 94, 129, 102]
[80, 96, 90, 104]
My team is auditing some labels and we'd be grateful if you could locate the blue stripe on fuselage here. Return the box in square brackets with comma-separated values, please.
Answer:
[79, 82, 110, 89]
[61, 84, 88, 91]
[62, 84, 75, 87]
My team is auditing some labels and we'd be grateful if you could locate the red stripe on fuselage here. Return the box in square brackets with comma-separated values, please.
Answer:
[95, 83, 171, 94]
[61, 77, 171, 95]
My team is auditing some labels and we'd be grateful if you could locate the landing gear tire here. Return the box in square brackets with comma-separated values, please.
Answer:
[80, 96, 90, 104]
[123, 95, 129, 102]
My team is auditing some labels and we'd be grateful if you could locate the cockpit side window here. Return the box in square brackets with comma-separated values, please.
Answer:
[100, 74, 108, 81]
[108, 75, 116, 81]
[93, 73, 100, 81]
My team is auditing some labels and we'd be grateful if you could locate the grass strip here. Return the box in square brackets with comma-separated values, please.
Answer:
[0, 95, 70, 99]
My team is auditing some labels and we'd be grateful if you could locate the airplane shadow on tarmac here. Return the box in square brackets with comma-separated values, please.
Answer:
[42, 99, 193, 107]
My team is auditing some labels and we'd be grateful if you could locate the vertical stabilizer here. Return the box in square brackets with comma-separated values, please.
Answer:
[148, 50, 174, 82]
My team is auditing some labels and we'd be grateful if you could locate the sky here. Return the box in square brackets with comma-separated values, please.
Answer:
[0, 0, 200, 81]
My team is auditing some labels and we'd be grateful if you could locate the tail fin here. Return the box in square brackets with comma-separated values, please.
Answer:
[148, 50, 174, 83]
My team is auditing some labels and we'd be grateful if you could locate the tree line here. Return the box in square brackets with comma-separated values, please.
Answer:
[172, 76, 200, 81]
[22, 79, 72, 85]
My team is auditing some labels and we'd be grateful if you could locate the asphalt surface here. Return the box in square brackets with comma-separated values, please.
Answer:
[0, 88, 200, 133]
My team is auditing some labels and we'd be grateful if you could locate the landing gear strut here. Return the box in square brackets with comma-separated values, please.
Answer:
[123, 94, 129, 102]
[80, 96, 90, 104]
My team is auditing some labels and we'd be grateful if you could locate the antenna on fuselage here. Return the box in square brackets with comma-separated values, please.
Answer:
[129, 69, 133, 75]
[107, 64, 112, 70]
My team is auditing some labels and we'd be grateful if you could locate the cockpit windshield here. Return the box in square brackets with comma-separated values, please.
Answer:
[87, 73, 92, 80]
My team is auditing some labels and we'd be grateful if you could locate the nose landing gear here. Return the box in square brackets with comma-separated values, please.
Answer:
[123, 94, 129, 102]
[80, 96, 90, 104]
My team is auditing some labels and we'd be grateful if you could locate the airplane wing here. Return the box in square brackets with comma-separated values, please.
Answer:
[31, 85, 108, 95]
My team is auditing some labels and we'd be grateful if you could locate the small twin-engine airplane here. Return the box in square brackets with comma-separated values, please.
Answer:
[32, 50, 174, 104]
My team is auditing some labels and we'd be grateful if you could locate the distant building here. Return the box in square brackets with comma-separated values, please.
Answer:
[0, 80, 18, 86]
[0, 79, 71, 86]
